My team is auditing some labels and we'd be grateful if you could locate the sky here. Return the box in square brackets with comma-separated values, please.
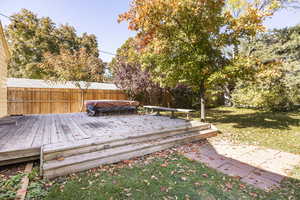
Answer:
[1, 0, 300, 62]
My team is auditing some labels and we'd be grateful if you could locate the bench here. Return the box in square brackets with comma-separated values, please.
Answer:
[176, 108, 195, 120]
[143, 106, 195, 120]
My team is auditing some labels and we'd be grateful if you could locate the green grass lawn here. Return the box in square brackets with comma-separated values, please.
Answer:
[44, 154, 300, 200]
[205, 107, 300, 154]
[1, 107, 300, 200]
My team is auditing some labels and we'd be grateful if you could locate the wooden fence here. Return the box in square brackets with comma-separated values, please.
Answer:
[7, 87, 128, 115]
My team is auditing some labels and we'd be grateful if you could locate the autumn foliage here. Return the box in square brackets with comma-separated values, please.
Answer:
[118, 0, 275, 119]
[41, 48, 104, 88]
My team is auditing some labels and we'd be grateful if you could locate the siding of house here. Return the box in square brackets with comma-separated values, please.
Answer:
[0, 21, 9, 118]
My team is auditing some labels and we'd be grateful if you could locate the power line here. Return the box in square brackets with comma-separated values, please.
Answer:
[0, 12, 117, 56]
[99, 50, 116, 56]
[0, 12, 14, 20]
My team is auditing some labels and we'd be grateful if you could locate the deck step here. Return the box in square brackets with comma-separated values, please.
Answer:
[0, 147, 40, 166]
[41, 123, 218, 179]
[42, 123, 211, 161]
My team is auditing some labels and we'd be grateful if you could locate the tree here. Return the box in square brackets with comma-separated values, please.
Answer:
[5, 9, 101, 79]
[5, 9, 57, 78]
[231, 24, 300, 110]
[219, 0, 300, 105]
[40, 48, 105, 111]
[111, 37, 163, 104]
[119, 0, 271, 121]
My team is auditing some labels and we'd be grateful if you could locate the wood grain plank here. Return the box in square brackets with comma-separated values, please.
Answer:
[53, 114, 73, 143]
[15, 162, 33, 200]
[0, 147, 40, 162]
[49, 114, 59, 144]
[42, 114, 52, 145]
[0, 116, 34, 151]
[8, 115, 42, 150]
[43, 129, 218, 178]
[67, 115, 90, 140]
[7, 87, 128, 115]
[68, 113, 95, 137]
[31, 115, 48, 147]
[0, 116, 27, 140]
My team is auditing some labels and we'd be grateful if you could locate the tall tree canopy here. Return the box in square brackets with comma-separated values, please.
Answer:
[110, 37, 163, 104]
[5, 9, 102, 80]
[231, 24, 300, 110]
[210, 0, 300, 105]
[41, 48, 104, 87]
[119, 0, 275, 120]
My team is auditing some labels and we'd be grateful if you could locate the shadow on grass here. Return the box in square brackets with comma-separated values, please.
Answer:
[150, 107, 299, 130]
[203, 108, 300, 130]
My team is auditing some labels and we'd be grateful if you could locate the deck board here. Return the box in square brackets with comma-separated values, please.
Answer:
[0, 113, 201, 166]
[32, 115, 48, 147]
[0, 117, 33, 151]
[53, 115, 70, 143]
[49, 115, 59, 144]
[42, 114, 52, 146]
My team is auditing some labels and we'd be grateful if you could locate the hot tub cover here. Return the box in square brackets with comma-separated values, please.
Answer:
[85, 100, 139, 108]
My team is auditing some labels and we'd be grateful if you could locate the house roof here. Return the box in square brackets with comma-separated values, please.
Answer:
[0, 20, 10, 59]
[7, 78, 120, 90]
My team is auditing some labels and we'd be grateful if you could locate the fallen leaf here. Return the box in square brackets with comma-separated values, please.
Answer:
[161, 163, 168, 167]
[59, 185, 65, 192]
[249, 192, 258, 197]
[184, 194, 191, 200]
[124, 188, 131, 192]
[123, 160, 131, 164]
[125, 193, 132, 197]
[194, 182, 202, 186]
[233, 176, 242, 180]
[143, 179, 150, 185]
[239, 184, 246, 189]
[57, 156, 65, 161]
[181, 176, 187, 181]
[160, 186, 168, 192]
[253, 171, 262, 176]
[225, 182, 233, 190]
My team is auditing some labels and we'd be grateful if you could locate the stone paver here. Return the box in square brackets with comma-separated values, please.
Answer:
[217, 162, 255, 177]
[182, 140, 300, 191]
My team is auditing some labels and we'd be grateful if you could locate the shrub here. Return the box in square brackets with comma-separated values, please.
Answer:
[232, 81, 294, 111]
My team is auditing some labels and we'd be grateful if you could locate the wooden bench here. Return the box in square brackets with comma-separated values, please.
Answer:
[176, 108, 195, 120]
[143, 106, 195, 120]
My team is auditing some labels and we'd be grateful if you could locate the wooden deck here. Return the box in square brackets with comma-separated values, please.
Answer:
[0, 113, 193, 165]
[0, 113, 219, 178]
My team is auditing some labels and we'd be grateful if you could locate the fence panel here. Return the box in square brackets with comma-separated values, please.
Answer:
[7, 87, 128, 115]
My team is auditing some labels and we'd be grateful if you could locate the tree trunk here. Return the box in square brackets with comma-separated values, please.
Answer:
[199, 82, 206, 122]
[224, 84, 232, 107]
[233, 43, 239, 58]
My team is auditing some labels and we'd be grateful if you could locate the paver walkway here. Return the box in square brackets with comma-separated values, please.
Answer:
[181, 140, 300, 191]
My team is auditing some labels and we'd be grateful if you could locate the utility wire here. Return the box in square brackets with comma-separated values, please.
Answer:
[99, 50, 116, 56]
[0, 12, 117, 56]
[0, 12, 14, 20]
